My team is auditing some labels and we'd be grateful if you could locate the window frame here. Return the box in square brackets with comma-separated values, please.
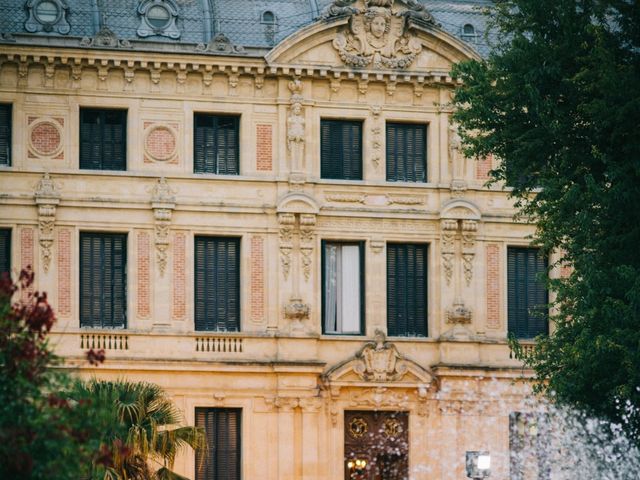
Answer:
[195, 407, 242, 480]
[79, 232, 128, 329]
[194, 236, 241, 332]
[320, 118, 363, 181]
[193, 113, 240, 175]
[507, 246, 549, 339]
[385, 121, 427, 183]
[79, 107, 128, 171]
[321, 240, 365, 336]
[386, 242, 429, 337]
[0, 228, 11, 276]
[0, 103, 12, 166]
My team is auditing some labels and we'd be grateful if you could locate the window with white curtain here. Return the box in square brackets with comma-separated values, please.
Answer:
[322, 242, 364, 335]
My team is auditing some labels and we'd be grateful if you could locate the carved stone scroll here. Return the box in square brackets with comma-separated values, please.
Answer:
[34, 173, 60, 273]
[461, 220, 477, 286]
[278, 213, 296, 280]
[441, 219, 457, 286]
[299, 213, 316, 282]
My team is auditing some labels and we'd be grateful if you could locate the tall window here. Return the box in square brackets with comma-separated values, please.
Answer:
[387, 243, 428, 337]
[386, 122, 426, 182]
[507, 247, 548, 339]
[509, 412, 551, 479]
[0, 228, 10, 275]
[320, 119, 362, 180]
[194, 114, 239, 175]
[195, 408, 241, 480]
[80, 108, 127, 170]
[322, 241, 364, 335]
[0, 103, 11, 166]
[80, 233, 127, 328]
[195, 237, 240, 332]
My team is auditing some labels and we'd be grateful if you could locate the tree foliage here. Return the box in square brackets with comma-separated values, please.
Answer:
[81, 380, 204, 480]
[452, 0, 640, 439]
[0, 269, 110, 479]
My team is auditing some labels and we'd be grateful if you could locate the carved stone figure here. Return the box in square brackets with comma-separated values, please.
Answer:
[331, 0, 427, 69]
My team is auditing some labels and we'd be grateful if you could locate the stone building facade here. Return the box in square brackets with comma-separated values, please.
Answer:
[0, 1, 550, 478]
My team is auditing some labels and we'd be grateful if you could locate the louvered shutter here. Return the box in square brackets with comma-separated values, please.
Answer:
[0, 229, 10, 275]
[80, 233, 127, 328]
[386, 123, 426, 182]
[80, 109, 126, 170]
[195, 408, 241, 480]
[387, 244, 428, 336]
[194, 114, 239, 174]
[508, 247, 548, 339]
[0, 104, 11, 166]
[320, 120, 362, 180]
[195, 237, 240, 332]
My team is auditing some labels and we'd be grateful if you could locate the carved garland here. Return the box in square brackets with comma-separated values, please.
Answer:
[150, 177, 176, 277]
[34, 173, 60, 273]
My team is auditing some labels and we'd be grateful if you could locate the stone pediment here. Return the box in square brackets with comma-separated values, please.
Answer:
[440, 199, 481, 220]
[322, 330, 437, 389]
[277, 192, 320, 214]
[266, 1, 479, 72]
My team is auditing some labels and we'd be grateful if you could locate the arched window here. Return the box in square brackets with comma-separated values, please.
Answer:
[261, 11, 276, 24]
[461, 23, 477, 42]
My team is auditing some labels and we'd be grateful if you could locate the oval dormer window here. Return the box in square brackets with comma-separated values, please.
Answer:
[463, 24, 475, 35]
[25, 0, 70, 34]
[147, 4, 171, 29]
[35, 0, 60, 24]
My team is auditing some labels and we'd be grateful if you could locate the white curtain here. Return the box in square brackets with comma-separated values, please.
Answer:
[324, 244, 360, 334]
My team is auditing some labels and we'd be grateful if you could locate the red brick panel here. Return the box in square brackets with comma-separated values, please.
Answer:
[486, 243, 501, 329]
[476, 154, 493, 181]
[137, 232, 151, 319]
[256, 124, 273, 171]
[144, 124, 178, 163]
[250, 236, 265, 323]
[57, 228, 71, 317]
[172, 233, 186, 320]
[31, 122, 61, 155]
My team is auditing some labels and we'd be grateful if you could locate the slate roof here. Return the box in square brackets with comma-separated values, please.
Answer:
[0, 0, 495, 58]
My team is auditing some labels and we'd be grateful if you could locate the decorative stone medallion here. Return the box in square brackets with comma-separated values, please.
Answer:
[143, 122, 179, 164]
[28, 117, 64, 159]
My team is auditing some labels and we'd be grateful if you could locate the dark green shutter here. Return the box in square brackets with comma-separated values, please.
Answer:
[0, 228, 10, 276]
[80, 233, 127, 328]
[195, 237, 240, 332]
[0, 104, 11, 166]
[386, 123, 426, 182]
[320, 120, 362, 180]
[507, 247, 548, 339]
[80, 108, 126, 171]
[195, 408, 241, 480]
[194, 114, 239, 174]
[387, 244, 427, 336]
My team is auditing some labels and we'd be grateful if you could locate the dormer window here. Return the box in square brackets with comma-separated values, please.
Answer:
[261, 11, 276, 24]
[137, 0, 180, 39]
[25, 0, 70, 34]
[261, 10, 277, 45]
[461, 23, 478, 42]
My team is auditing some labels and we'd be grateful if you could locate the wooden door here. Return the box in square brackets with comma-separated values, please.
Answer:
[344, 411, 409, 480]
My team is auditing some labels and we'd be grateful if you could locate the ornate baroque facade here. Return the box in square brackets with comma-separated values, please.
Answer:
[0, 0, 552, 478]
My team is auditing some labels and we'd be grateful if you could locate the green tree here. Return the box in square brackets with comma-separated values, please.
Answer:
[82, 379, 204, 480]
[0, 269, 110, 479]
[452, 0, 640, 439]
